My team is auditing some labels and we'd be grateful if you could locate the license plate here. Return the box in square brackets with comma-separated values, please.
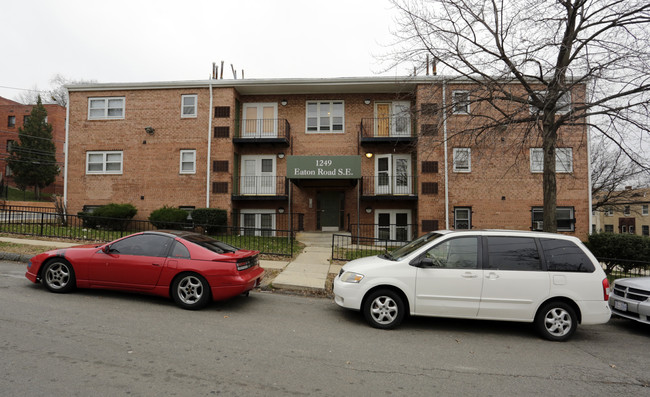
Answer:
[614, 300, 627, 312]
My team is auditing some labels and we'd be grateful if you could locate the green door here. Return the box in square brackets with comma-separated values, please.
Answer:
[318, 191, 342, 230]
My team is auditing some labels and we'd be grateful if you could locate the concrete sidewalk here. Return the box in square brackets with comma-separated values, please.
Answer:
[266, 232, 344, 292]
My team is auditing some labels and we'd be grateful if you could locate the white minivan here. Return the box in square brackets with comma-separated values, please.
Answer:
[333, 230, 611, 341]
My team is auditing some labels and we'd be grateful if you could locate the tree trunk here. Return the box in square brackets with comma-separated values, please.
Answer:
[542, 119, 557, 233]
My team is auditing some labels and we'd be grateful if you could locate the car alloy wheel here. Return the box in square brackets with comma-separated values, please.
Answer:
[42, 260, 75, 293]
[172, 273, 210, 310]
[535, 301, 577, 342]
[363, 289, 405, 329]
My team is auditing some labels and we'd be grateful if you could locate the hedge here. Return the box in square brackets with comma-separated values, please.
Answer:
[585, 232, 650, 275]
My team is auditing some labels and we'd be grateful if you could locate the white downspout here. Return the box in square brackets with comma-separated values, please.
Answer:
[206, 82, 213, 208]
[63, 89, 70, 207]
[443, 80, 450, 229]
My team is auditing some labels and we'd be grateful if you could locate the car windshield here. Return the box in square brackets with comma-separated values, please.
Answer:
[182, 234, 239, 254]
[383, 232, 444, 261]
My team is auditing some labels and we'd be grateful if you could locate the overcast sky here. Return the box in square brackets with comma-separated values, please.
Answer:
[0, 0, 405, 102]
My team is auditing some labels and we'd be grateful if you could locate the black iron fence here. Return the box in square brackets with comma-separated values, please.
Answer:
[332, 234, 395, 262]
[0, 208, 297, 257]
[234, 118, 291, 141]
[347, 223, 417, 242]
[360, 117, 416, 139]
[232, 176, 288, 196]
[360, 176, 418, 196]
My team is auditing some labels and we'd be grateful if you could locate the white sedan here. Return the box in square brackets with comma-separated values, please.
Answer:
[609, 276, 650, 324]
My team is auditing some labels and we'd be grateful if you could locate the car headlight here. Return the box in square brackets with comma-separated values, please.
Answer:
[340, 271, 364, 283]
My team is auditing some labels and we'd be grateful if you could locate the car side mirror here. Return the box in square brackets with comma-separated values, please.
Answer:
[410, 257, 434, 268]
[102, 245, 111, 254]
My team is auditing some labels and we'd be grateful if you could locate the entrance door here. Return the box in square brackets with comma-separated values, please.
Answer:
[241, 155, 276, 195]
[318, 191, 342, 231]
[376, 103, 390, 137]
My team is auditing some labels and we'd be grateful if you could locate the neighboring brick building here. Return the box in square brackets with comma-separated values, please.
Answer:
[0, 96, 66, 194]
[593, 187, 650, 236]
[65, 76, 591, 239]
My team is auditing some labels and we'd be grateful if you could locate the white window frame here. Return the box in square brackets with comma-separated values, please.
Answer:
[306, 101, 344, 133]
[240, 155, 277, 195]
[179, 149, 196, 174]
[452, 91, 470, 114]
[375, 209, 411, 243]
[86, 151, 123, 175]
[643, 205, 648, 216]
[242, 103, 278, 138]
[530, 91, 572, 115]
[240, 209, 276, 237]
[88, 97, 125, 120]
[530, 148, 573, 173]
[375, 154, 412, 195]
[453, 148, 471, 172]
[181, 95, 197, 118]
[531, 206, 575, 232]
[374, 101, 411, 137]
[454, 207, 472, 230]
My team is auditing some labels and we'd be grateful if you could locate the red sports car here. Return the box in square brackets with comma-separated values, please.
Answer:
[25, 230, 264, 309]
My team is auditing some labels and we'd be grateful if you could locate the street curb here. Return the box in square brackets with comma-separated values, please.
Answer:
[0, 252, 32, 263]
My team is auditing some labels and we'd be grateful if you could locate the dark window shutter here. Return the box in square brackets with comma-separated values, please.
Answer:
[421, 103, 439, 116]
[212, 182, 228, 194]
[214, 107, 230, 118]
[421, 124, 438, 136]
[214, 126, 229, 138]
[422, 220, 439, 232]
[422, 161, 438, 173]
[421, 182, 439, 195]
[212, 161, 228, 172]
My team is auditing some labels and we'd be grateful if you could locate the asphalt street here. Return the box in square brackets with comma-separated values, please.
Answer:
[1, 261, 648, 396]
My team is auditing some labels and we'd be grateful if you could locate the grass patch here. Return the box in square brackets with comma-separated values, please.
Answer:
[2, 186, 54, 202]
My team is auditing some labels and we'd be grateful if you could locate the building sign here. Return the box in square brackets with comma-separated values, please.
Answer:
[287, 156, 361, 179]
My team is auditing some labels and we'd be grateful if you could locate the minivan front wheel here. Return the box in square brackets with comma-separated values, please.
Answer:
[535, 301, 577, 342]
[363, 289, 405, 329]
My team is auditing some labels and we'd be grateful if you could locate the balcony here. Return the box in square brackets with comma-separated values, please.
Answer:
[233, 118, 290, 145]
[360, 175, 418, 200]
[232, 176, 288, 200]
[360, 117, 416, 144]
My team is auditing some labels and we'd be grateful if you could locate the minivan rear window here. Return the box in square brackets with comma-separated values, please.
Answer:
[540, 238, 595, 272]
[485, 236, 542, 271]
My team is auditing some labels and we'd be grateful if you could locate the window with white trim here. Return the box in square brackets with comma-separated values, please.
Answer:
[88, 97, 125, 120]
[375, 154, 412, 195]
[240, 210, 276, 237]
[454, 207, 471, 229]
[452, 91, 470, 114]
[181, 95, 197, 118]
[242, 103, 278, 138]
[375, 210, 411, 242]
[530, 148, 573, 173]
[86, 151, 123, 174]
[240, 155, 276, 195]
[531, 206, 575, 232]
[643, 205, 648, 215]
[530, 91, 571, 115]
[453, 148, 471, 172]
[306, 101, 344, 132]
[180, 150, 196, 174]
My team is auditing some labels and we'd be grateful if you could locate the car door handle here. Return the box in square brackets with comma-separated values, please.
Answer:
[461, 272, 478, 278]
[486, 272, 499, 280]
[152, 263, 161, 267]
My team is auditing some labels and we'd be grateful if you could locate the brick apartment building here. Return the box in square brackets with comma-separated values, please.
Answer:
[65, 76, 590, 239]
[593, 187, 650, 236]
[0, 96, 66, 194]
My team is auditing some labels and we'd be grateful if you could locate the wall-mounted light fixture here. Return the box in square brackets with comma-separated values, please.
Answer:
[281, 99, 288, 106]
[365, 207, 373, 214]
[278, 207, 285, 214]
[364, 99, 371, 105]
[144, 126, 155, 135]
[277, 152, 285, 159]
[365, 152, 373, 159]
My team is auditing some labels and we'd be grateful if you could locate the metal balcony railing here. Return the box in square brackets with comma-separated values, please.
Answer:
[232, 176, 288, 196]
[361, 175, 418, 196]
[360, 117, 416, 140]
[234, 118, 290, 141]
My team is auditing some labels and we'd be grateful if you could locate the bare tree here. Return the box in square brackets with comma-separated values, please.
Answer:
[389, 0, 650, 232]
[48, 74, 98, 107]
[13, 85, 43, 105]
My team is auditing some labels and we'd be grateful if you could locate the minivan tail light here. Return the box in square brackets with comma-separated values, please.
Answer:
[602, 278, 610, 301]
